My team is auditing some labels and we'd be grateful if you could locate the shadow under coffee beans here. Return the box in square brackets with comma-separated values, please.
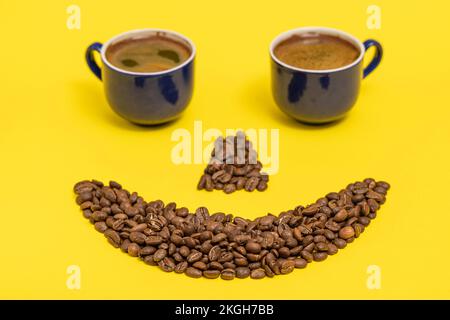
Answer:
[73, 178, 390, 280]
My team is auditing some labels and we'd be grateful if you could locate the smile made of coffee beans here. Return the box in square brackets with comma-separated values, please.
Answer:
[74, 178, 390, 280]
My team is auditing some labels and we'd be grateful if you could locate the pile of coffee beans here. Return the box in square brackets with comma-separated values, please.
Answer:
[197, 132, 269, 193]
[74, 178, 390, 280]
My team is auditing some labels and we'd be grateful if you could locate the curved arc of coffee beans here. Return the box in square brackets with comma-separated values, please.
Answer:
[74, 178, 390, 280]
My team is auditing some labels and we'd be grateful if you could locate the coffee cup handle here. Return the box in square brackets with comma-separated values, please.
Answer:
[86, 42, 103, 80]
[362, 40, 383, 79]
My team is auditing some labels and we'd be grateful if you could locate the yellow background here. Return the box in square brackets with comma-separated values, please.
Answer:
[1, 0, 449, 299]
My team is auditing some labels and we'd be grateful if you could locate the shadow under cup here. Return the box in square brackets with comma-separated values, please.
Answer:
[270, 27, 383, 124]
[86, 29, 196, 125]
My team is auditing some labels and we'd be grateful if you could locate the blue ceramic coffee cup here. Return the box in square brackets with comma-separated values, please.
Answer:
[270, 27, 382, 124]
[86, 29, 196, 125]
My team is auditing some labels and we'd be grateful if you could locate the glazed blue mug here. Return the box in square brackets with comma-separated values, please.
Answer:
[86, 29, 196, 125]
[270, 27, 382, 124]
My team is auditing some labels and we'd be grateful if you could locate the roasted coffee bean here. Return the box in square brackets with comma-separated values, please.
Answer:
[127, 243, 140, 257]
[302, 205, 319, 216]
[211, 233, 227, 244]
[326, 192, 339, 200]
[333, 238, 347, 249]
[94, 221, 108, 233]
[280, 260, 295, 274]
[313, 235, 327, 243]
[289, 246, 303, 256]
[352, 194, 365, 203]
[103, 188, 117, 203]
[159, 257, 175, 272]
[250, 268, 266, 279]
[334, 209, 348, 222]
[353, 223, 364, 238]
[302, 235, 314, 245]
[92, 211, 107, 222]
[285, 237, 298, 248]
[373, 186, 387, 195]
[104, 229, 121, 247]
[120, 239, 130, 252]
[203, 270, 221, 279]
[236, 178, 247, 190]
[327, 243, 339, 255]
[192, 261, 208, 271]
[146, 236, 163, 246]
[353, 187, 368, 195]
[304, 242, 315, 252]
[324, 229, 335, 240]
[179, 246, 190, 257]
[247, 253, 261, 262]
[223, 184, 237, 194]
[129, 232, 146, 245]
[208, 245, 221, 261]
[82, 209, 93, 219]
[236, 267, 251, 278]
[301, 250, 313, 263]
[244, 177, 259, 192]
[187, 251, 202, 263]
[143, 255, 157, 266]
[358, 216, 371, 226]
[209, 261, 224, 271]
[153, 249, 167, 262]
[109, 181, 122, 189]
[223, 262, 236, 269]
[140, 246, 157, 256]
[325, 220, 341, 232]
[185, 267, 202, 278]
[221, 268, 235, 280]
[199, 231, 213, 242]
[80, 201, 93, 210]
[339, 226, 355, 240]
[245, 241, 261, 254]
[248, 262, 261, 270]
[263, 264, 275, 278]
[376, 181, 390, 190]
[367, 199, 380, 212]
[183, 236, 196, 248]
[360, 201, 371, 216]
[174, 261, 188, 274]
[257, 181, 268, 191]
[294, 258, 308, 269]
[315, 242, 329, 251]
[278, 247, 291, 258]
[313, 252, 328, 262]
[218, 252, 234, 263]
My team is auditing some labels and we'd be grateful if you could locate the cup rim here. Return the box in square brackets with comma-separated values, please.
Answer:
[100, 28, 196, 76]
[269, 26, 365, 73]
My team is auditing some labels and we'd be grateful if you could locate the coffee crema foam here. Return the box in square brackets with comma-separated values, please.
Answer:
[274, 33, 360, 70]
[106, 35, 191, 73]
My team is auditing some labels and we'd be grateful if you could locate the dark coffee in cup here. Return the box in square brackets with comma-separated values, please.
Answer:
[273, 33, 360, 70]
[105, 35, 191, 73]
